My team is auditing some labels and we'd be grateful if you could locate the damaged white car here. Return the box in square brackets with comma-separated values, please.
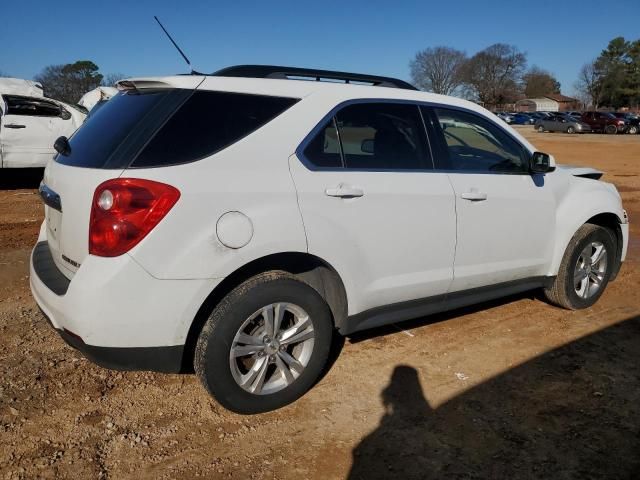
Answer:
[0, 78, 85, 168]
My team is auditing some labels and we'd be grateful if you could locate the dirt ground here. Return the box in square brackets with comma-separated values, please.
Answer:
[1, 129, 639, 479]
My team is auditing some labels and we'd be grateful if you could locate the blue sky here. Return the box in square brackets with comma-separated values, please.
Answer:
[2, 0, 639, 96]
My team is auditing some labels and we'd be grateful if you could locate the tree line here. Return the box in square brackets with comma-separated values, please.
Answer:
[0, 61, 125, 105]
[32, 61, 126, 104]
[411, 36, 639, 110]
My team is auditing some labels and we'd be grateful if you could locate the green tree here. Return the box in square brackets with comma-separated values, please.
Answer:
[595, 37, 640, 108]
[34, 60, 103, 104]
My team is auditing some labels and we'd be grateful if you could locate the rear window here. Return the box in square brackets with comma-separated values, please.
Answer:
[133, 91, 298, 168]
[56, 89, 298, 169]
[56, 89, 185, 169]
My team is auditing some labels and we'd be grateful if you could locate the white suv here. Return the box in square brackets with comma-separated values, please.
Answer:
[30, 66, 629, 413]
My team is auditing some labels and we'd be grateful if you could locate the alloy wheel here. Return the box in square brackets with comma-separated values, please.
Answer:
[229, 302, 315, 395]
[573, 241, 607, 299]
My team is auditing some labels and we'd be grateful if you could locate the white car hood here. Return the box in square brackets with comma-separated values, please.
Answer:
[0, 77, 44, 97]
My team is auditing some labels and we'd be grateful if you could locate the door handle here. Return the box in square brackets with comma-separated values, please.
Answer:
[460, 190, 487, 201]
[325, 184, 364, 198]
[4, 124, 26, 129]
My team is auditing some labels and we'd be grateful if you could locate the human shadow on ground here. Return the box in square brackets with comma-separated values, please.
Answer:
[348, 315, 640, 480]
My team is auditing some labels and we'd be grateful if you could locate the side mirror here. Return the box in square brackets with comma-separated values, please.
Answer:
[361, 139, 374, 154]
[54, 136, 71, 156]
[60, 107, 71, 120]
[530, 151, 554, 174]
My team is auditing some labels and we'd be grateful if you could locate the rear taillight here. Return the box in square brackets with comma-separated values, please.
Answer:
[89, 178, 180, 257]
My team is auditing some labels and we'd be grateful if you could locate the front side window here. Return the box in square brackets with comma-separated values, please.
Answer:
[4, 95, 62, 117]
[336, 103, 431, 170]
[433, 108, 527, 173]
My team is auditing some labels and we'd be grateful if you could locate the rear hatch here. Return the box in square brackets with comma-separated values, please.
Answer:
[41, 78, 199, 279]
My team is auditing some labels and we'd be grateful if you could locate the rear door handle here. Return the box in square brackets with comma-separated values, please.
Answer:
[4, 124, 26, 129]
[460, 191, 487, 201]
[325, 184, 364, 198]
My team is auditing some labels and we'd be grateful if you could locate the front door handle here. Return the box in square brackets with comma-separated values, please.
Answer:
[460, 190, 487, 201]
[4, 124, 26, 129]
[325, 184, 364, 198]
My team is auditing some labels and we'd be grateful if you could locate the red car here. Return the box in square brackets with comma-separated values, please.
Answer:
[580, 111, 627, 134]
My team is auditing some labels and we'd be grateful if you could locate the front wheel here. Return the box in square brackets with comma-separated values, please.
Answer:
[537, 125, 545, 133]
[195, 271, 333, 414]
[566, 126, 576, 134]
[544, 224, 615, 310]
[628, 125, 638, 134]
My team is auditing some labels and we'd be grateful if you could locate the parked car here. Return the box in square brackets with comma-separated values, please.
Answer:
[495, 111, 514, 124]
[580, 111, 627, 134]
[30, 65, 629, 413]
[511, 113, 535, 125]
[612, 112, 639, 134]
[535, 113, 592, 134]
[0, 78, 85, 168]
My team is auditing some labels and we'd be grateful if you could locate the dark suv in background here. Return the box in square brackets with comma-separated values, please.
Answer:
[580, 111, 627, 134]
[612, 112, 639, 134]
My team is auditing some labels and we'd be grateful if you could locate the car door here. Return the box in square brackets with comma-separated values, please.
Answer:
[289, 101, 457, 316]
[0, 95, 66, 168]
[423, 106, 556, 292]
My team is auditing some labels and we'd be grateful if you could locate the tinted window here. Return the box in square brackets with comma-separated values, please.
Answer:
[4, 95, 61, 117]
[56, 89, 185, 168]
[433, 108, 526, 173]
[133, 91, 299, 168]
[302, 118, 343, 168]
[335, 103, 431, 170]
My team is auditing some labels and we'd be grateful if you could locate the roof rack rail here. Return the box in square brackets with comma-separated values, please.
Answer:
[211, 65, 418, 91]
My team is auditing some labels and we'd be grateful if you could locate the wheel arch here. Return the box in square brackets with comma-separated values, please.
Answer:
[180, 252, 348, 370]
[549, 209, 624, 279]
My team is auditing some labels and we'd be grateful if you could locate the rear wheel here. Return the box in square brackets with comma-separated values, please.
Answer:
[605, 124, 617, 135]
[195, 271, 333, 414]
[544, 224, 615, 310]
[537, 125, 545, 133]
[628, 125, 638, 134]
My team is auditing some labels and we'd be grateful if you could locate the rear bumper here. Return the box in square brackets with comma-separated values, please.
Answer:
[30, 235, 219, 372]
[38, 305, 184, 372]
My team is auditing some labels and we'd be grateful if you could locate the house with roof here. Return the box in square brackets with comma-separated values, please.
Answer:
[515, 93, 580, 112]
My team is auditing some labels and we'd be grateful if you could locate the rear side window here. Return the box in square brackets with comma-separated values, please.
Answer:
[337, 103, 430, 170]
[133, 91, 298, 168]
[302, 119, 343, 168]
[302, 102, 432, 170]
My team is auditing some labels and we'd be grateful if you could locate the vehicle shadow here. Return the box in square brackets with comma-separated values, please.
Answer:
[347, 315, 640, 479]
[0, 168, 44, 190]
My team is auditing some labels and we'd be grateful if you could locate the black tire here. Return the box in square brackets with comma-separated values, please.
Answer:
[537, 125, 545, 133]
[194, 271, 333, 414]
[544, 224, 616, 310]
[566, 126, 575, 134]
[605, 124, 617, 135]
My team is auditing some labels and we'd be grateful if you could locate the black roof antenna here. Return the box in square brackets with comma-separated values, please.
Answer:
[153, 16, 201, 75]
